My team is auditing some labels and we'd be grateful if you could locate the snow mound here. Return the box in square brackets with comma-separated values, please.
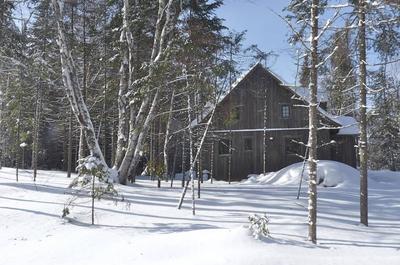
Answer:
[244, 160, 359, 188]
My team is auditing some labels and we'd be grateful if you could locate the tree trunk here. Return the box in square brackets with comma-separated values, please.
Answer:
[210, 142, 214, 184]
[228, 131, 232, 184]
[170, 146, 177, 187]
[163, 89, 175, 180]
[178, 78, 220, 210]
[188, 95, 195, 215]
[117, 0, 177, 184]
[32, 85, 42, 181]
[113, 49, 129, 169]
[67, 110, 72, 178]
[16, 108, 21, 182]
[118, 96, 151, 182]
[52, 0, 108, 174]
[126, 88, 161, 178]
[263, 86, 267, 174]
[79, 0, 88, 162]
[307, 0, 319, 244]
[181, 134, 186, 187]
[358, 0, 368, 226]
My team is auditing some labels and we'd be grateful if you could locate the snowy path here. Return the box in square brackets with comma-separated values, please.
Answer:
[0, 167, 399, 265]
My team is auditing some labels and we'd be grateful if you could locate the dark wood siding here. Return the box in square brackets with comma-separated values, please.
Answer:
[183, 63, 357, 181]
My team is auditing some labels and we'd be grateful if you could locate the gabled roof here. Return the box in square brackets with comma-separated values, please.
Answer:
[192, 62, 359, 135]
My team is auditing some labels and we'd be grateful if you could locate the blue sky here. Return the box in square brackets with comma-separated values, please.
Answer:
[217, 0, 297, 83]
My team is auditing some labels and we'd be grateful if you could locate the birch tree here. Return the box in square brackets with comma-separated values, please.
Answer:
[117, 0, 179, 184]
[51, 0, 113, 178]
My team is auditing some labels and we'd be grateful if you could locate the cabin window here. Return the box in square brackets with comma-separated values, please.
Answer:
[218, 139, 231, 155]
[285, 137, 302, 156]
[244, 138, 253, 151]
[281, 105, 290, 119]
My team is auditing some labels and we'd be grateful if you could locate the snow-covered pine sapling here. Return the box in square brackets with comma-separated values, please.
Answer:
[62, 156, 118, 225]
[248, 213, 270, 239]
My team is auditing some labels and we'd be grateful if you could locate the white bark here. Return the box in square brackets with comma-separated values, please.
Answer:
[163, 89, 175, 178]
[118, 0, 178, 183]
[114, 49, 129, 170]
[177, 76, 221, 210]
[51, 0, 109, 175]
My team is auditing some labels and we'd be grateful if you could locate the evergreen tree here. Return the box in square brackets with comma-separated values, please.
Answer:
[324, 27, 357, 116]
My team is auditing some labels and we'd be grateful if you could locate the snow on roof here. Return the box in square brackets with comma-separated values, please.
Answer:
[190, 101, 215, 127]
[333, 115, 359, 135]
[317, 107, 359, 135]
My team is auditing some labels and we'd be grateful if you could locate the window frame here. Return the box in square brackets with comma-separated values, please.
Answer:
[281, 104, 290, 119]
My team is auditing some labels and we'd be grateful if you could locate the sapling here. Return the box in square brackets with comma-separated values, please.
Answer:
[248, 213, 270, 239]
[62, 156, 118, 225]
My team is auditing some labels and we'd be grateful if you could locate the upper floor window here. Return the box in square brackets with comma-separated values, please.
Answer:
[281, 105, 290, 119]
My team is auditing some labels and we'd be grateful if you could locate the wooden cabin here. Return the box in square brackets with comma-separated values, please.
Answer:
[187, 63, 358, 181]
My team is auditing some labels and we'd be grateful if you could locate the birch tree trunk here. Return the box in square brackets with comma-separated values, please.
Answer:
[178, 94, 196, 215]
[127, 87, 161, 177]
[181, 134, 186, 187]
[357, 0, 368, 226]
[163, 89, 175, 179]
[113, 0, 132, 170]
[178, 88, 221, 210]
[78, 0, 88, 162]
[307, 0, 319, 244]
[67, 110, 72, 178]
[113, 49, 129, 169]
[52, 0, 108, 171]
[118, 0, 177, 183]
[16, 108, 21, 182]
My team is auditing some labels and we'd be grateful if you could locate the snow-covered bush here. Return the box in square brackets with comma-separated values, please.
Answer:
[248, 213, 270, 239]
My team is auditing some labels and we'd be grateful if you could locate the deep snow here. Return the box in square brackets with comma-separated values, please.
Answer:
[0, 163, 399, 265]
[245, 160, 361, 187]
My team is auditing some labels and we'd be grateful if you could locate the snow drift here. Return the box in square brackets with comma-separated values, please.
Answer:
[245, 160, 359, 187]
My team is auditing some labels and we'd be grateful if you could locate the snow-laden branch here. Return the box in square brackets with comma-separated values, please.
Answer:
[316, 46, 338, 68]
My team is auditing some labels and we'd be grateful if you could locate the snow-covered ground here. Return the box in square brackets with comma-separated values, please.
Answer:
[0, 163, 399, 265]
